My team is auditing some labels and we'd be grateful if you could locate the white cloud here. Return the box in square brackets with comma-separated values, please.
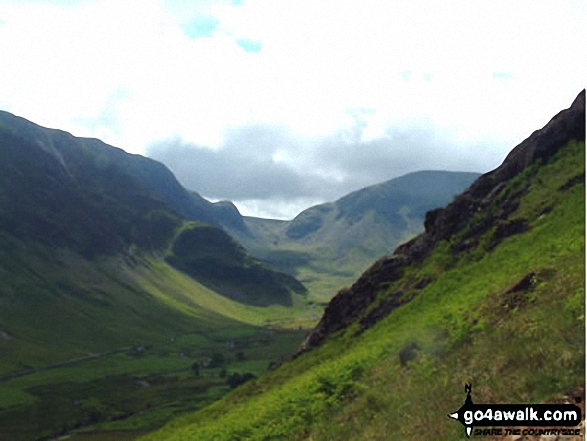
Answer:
[0, 0, 585, 217]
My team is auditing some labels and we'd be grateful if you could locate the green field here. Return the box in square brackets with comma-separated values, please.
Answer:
[0, 249, 314, 440]
[0, 319, 306, 440]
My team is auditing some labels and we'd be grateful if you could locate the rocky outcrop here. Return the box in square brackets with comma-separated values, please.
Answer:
[298, 90, 585, 354]
[300, 254, 408, 349]
[405, 89, 585, 260]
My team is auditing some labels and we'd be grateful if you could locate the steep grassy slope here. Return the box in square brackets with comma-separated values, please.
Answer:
[229, 171, 479, 302]
[142, 93, 585, 440]
[0, 244, 311, 375]
[0, 124, 177, 258]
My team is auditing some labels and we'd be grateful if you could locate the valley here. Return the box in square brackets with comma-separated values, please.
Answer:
[228, 170, 480, 302]
[0, 90, 583, 440]
[140, 91, 585, 440]
[0, 245, 311, 440]
[0, 2, 583, 440]
[0, 108, 473, 439]
[0, 111, 316, 439]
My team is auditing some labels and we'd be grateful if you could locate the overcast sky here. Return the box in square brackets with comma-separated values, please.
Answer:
[0, 0, 585, 219]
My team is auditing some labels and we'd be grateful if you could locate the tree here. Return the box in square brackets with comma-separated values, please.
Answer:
[227, 372, 256, 389]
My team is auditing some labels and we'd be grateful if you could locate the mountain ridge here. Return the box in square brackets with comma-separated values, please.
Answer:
[300, 88, 585, 353]
[0, 110, 300, 304]
[0, 110, 245, 231]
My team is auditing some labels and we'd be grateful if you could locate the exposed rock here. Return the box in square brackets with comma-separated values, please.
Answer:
[299, 255, 408, 351]
[558, 173, 585, 192]
[413, 276, 432, 290]
[451, 215, 496, 253]
[359, 290, 415, 331]
[488, 219, 530, 250]
[539, 206, 553, 217]
[501, 272, 536, 309]
[298, 90, 585, 355]
[399, 89, 585, 263]
[504, 272, 535, 294]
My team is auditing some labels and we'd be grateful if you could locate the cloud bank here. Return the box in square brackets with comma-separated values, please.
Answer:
[148, 119, 506, 219]
[0, 0, 585, 217]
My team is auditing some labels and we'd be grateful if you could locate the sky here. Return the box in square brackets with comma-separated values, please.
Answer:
[0, 0, 585, 219]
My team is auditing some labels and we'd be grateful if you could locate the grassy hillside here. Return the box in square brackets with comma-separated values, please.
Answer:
[0, 111, 314, 439]
[229, 171, 479, 302]
[0, 241, 315, 440]
[0, 110, 302, 302]
[141, 136, 584, 440]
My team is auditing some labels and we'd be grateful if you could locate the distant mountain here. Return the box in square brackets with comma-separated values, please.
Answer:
[301, 89, 586, 351]
[286, 170, 480, 241]
[227, 170, 480, 301]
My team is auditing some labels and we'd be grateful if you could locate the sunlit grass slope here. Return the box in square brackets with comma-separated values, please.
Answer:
[0, 246, 313, 440]
[0, 246, 313, 377]
[165, 222, 306, 307]
[142, 141, 584, 441]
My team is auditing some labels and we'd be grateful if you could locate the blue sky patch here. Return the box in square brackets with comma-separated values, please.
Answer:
[400, 70, 412, 82]
[182, 15, 220, 39]
[236, 38, 262, 53]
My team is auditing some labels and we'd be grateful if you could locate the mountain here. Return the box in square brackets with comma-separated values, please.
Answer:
[285, 170, 480, 241]
[0, 110, 245, 233]
[142, 91, 585, 441]
[0, 110, 303, 304]
[227, 170, 480, 302]
[0, 110, 310, 368]
[1, 106, 476, 306]
[0, 111, 313, 439]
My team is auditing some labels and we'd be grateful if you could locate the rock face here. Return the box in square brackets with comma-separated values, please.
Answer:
[411, 89, 585, 258]
[300, 254, 409, 349]
[299, 90, 585, 354]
